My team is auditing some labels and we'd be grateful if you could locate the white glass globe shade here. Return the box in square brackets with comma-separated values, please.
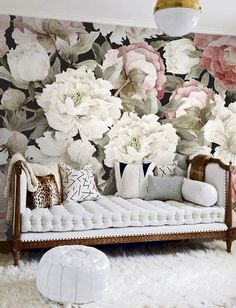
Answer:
[153, 7, 201, 36]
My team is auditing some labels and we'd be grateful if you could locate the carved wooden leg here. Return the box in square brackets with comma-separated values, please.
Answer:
[226, 229, 233, 253]
[226, 238, 233, 253]
[13, 250, 20, 266]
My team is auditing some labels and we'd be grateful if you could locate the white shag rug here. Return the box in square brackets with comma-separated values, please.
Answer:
[0, 240, 236, 308]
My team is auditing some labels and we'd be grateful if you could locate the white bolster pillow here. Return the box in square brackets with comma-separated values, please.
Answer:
[182, 178, 218, 207]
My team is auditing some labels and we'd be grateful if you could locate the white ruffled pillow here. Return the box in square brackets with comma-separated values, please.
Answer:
[182, 178, 218, 207]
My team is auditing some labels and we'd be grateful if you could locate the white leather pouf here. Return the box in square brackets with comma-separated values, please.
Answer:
[36, 245, 110, 305]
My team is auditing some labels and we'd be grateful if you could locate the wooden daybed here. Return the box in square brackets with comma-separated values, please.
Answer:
[12, 157, 236, 266]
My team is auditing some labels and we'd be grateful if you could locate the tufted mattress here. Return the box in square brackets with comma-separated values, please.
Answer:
[21, 196, 225, 233]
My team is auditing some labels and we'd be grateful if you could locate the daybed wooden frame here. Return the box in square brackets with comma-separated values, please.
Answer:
[12, 158, 235, 266]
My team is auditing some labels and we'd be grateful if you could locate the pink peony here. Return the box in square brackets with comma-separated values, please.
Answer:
[0, 16, 10, 58]
[103, 42, 166, 100]
[12, 17, 85, 52]
[194, 34, 236, 89]
[232, 167, 236, 205]
[166, 79, 225, 119]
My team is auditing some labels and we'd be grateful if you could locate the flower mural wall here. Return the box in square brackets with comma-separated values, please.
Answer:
[1, 15, 236, 240]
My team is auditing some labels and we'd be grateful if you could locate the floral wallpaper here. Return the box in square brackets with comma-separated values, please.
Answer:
[0, 15, 236, 239]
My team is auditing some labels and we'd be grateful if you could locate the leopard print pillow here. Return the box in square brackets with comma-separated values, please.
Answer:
[27, 174, 61, 209]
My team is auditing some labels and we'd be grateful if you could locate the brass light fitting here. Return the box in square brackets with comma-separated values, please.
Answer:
[154, 0, 201, 13]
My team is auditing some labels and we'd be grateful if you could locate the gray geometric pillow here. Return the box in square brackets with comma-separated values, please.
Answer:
[59, 163, 101, 203]
[145, 175, 184, 202]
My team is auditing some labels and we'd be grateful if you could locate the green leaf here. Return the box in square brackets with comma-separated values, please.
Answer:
[122, 95, 159, 117]
[163, 113, 200, 131]
[150, 40, 167, 51]
[28, 82, 35, 101]
[129, 68, 147, 87]
[143, 95, 160, 115]
[120, 68, 147, 97]
[201, 71, 210, 87]
[177, 139, 203, 155]
[71, 31, 100, 56]
[166, 75, 184, 92]
[177, 131, 196, 141]
[95, 144, 106, 164]
[200, 99, 215, 124]
[0, 67, 28, 89]
[29, 120, 49, 140]
[214, 79, 226, 99]
[160, 100, 184, 114]
[0, 57, 10, 72]
[101, 40, 111, 57]
[186, 50, 201, 58]
[227, 90, 236, 102]
[92, 42, 102, 64]
[37, 35, 54, 51]
[50, 50, 60, 66]
[42, 58, 61, 85]
[94, 65, 104, 79]
[2, 109, 47, 132]
[121, 97, 137, 113]
[103, 62, 124, 83]
[42, 19, 62, 34]
[103, 169, 117, 195]
[93, 40, 112, 65]
[56, 31, 70, 45]
[185, 64, 204, 80]
[73, 60, 99, 70]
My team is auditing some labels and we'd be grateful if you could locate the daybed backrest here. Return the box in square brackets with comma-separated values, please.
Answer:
[187, 159, 230, 207]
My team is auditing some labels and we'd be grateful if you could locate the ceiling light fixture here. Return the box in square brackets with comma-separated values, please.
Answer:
[153, 0, 202, 37]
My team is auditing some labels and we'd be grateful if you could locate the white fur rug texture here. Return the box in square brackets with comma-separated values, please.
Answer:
[0, 240, 236, 308]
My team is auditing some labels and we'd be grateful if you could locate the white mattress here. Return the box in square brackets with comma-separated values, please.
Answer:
[21, 224, 227, 242]
[21, 196, 225, 233]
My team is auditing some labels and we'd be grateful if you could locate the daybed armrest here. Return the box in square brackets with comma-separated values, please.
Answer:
[14, 161, 27, 214]
[187, 157, 233, 228]
[13, 161, 27, 248]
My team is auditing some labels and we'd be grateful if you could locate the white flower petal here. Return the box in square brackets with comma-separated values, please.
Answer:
[1, 88, 26, 110]
[204, 119, 227, 146]
[0, 150, 9, 165]
[0, 128, 12, 145]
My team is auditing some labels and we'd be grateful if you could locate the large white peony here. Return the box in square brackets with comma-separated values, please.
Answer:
[26, 131, 105, 186]
[7, 42, 50, 82]
[204, 103, 236, 165]
[163, 38, 199, 74]
[104, 112, 179, 167]
[37, 66, 123, 140]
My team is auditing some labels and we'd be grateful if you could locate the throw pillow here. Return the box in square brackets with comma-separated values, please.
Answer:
[59, 163, 101, 203]
[188, 154, 211, 181]
[114, 162, 155, 199]
[153, 162, 177, 177]
[182, 178, 218, 207]
[30, 162, 62, 197]
[145, 175, 184, 202]
[28, 174, 61, 209]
